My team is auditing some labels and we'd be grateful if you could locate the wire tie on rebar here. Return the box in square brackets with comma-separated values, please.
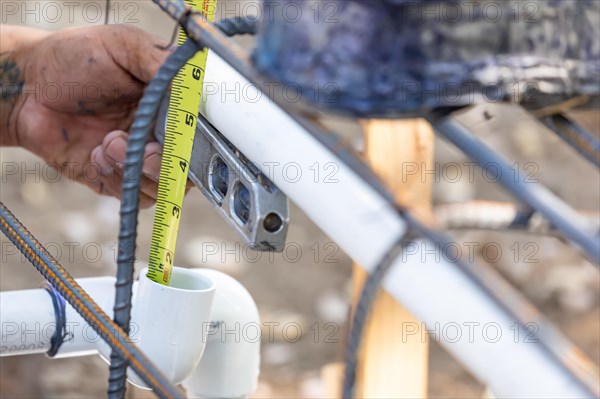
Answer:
[43, 281, 69, 357]
[161, 6, 201, 51]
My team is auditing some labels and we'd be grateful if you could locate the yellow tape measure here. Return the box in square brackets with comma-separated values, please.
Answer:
[148, 0, 216, 285]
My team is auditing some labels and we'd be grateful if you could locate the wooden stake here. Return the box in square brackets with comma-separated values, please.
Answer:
[352, 118, 434, 398]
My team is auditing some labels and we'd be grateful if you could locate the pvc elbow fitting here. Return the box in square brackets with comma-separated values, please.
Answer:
[2, 266, 260, 396]
[131, 267, 215, 387]
[182, 269, 261, 398]
[98, 267, 216, 388]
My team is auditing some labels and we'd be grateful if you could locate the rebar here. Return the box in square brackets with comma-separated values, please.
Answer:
[429, 115, 600, 264]
[108, 38, 201, 398]
[0, 201, 183, 399]
[434, 201, 600, 236]
[342, 237, 413, 399]
[110, 15, 260, 397]
[541, 113, 600, 169]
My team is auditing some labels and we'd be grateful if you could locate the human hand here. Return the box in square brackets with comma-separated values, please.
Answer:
[4, 24, 181, 208]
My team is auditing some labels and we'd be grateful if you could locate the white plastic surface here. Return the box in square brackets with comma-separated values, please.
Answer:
[200, 52, 596, 398]
[125, 267, 215, 388]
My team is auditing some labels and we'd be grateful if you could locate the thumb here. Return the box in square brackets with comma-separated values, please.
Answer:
[100, 25, 171, 83]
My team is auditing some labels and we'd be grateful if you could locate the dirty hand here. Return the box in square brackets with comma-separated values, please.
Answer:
[1, 24, 180, 208]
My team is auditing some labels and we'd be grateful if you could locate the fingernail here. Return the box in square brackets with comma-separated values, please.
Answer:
[142, 153, 162, 182]
[91, 146, 114, 176]
[105, 135, 128, 164]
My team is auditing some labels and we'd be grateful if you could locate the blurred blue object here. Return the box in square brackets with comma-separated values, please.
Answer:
[253, 0, 600, 117]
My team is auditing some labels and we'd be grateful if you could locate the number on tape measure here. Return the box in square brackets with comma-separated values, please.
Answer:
[147, 0, 216, 286]
[185, 114, 195, 126]
[192, 68, 202, 80]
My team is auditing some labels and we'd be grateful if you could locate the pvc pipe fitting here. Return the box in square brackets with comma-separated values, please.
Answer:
[1, 268, 261, 396]
[182, 269, 261, 398]
[101, 267, 216, 389]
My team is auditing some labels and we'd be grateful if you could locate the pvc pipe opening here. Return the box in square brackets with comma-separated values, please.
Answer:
[124, 267, 216, 389]
[148, 267, 214, 292]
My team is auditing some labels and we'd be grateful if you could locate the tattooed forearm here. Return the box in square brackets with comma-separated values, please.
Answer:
[0, 51, 24, 143]
[1, 26, 50, 145]
[0, 52, 23, 100]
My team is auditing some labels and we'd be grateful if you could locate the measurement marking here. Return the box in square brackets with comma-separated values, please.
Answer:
[185, 63, 206, 71]
[172, 108, 196, 117]
[148, 0, 216, 286]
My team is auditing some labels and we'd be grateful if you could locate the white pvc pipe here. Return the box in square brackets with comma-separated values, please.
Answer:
[59, 277, 117, 358]
[385, 239, 593, 398]
[100, 268, 215, 388]
[0, 288, 57, 356]
[201, 65, 406, 272]
[200, 52, 597, 398]
[182, 269, 260, 398]
[0, 278, 115, 357]
[0, 269, 261, 398]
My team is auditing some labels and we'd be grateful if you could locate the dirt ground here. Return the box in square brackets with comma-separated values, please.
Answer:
[1, 1, 599, 398]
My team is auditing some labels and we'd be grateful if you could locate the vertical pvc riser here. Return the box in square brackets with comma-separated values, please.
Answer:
[124, 267, 215, 388]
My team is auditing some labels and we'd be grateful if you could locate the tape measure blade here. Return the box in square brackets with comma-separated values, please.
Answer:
[147, 0, 216, 285]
